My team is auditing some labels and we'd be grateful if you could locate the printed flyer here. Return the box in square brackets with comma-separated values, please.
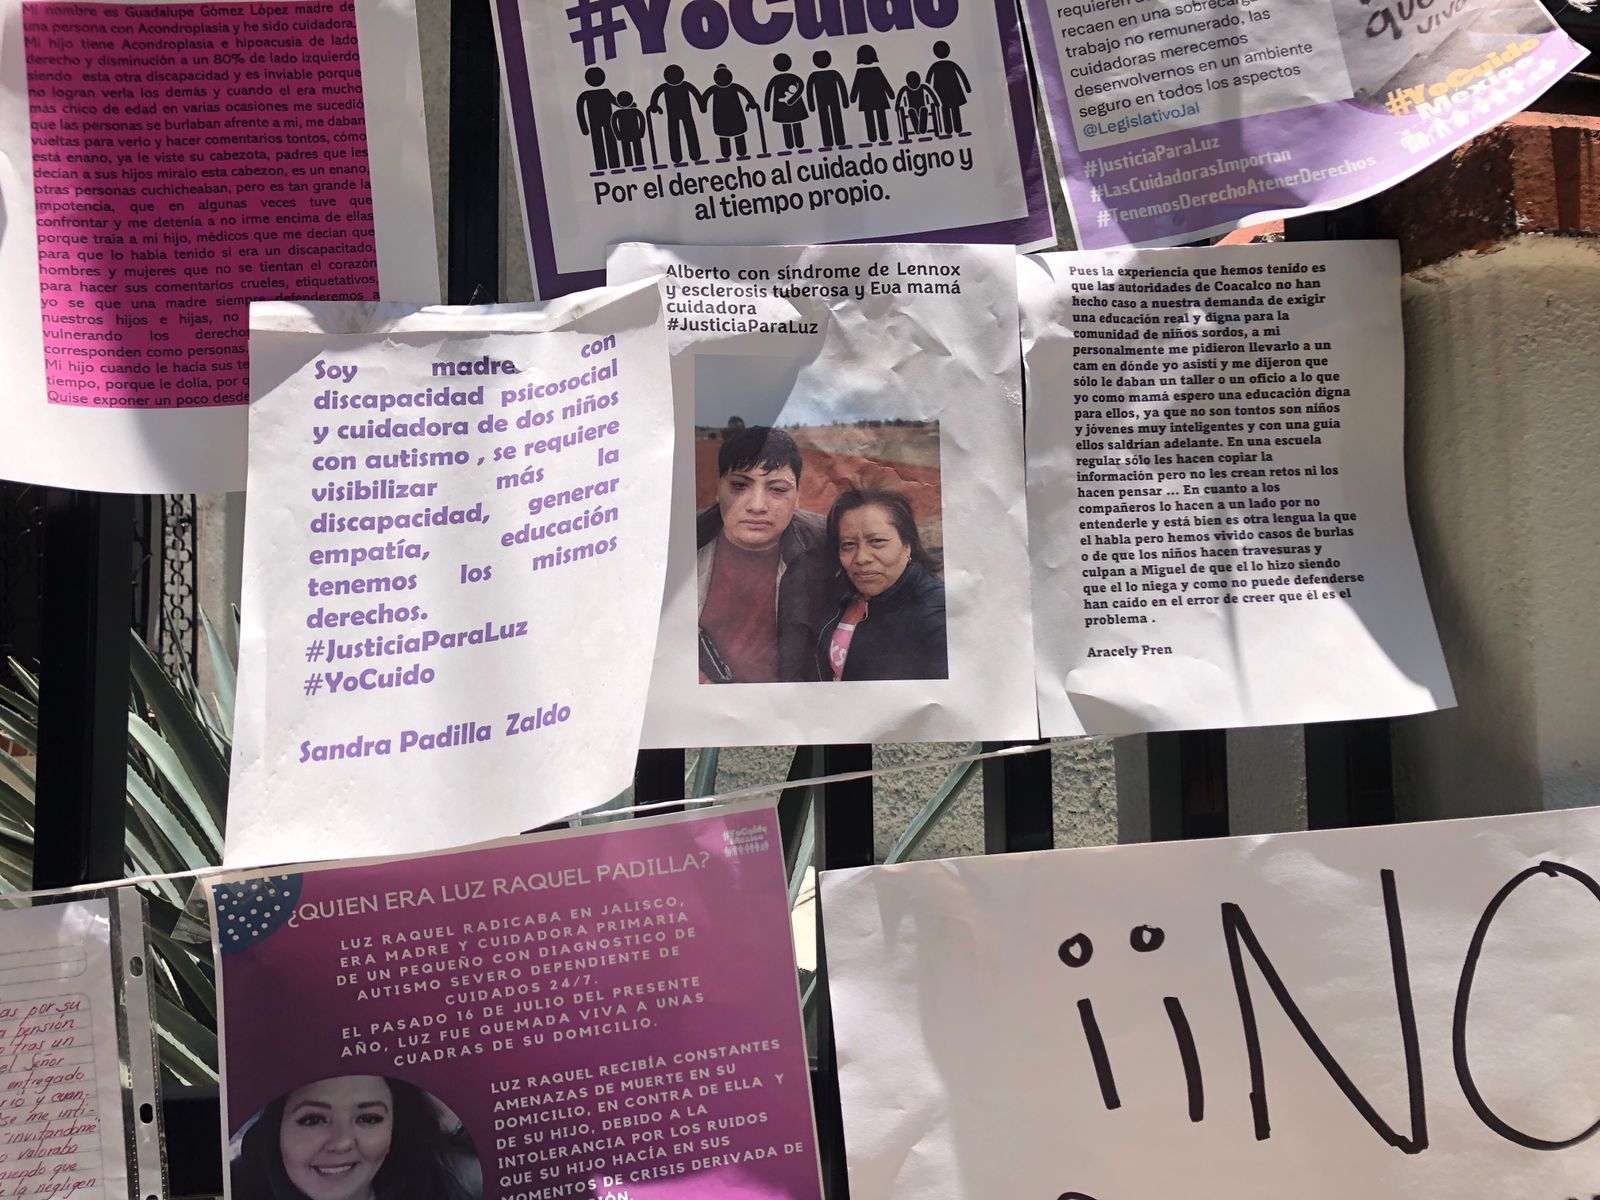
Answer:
[1019, 0, 1585, 250]
[608, 241, 1038, 747]
[226, 281, 672, 868]
[1020, 240, 1453, 735]
[494, 0, 1054, 298]
[0, 0, 438, 492]
[212, 801, 824, 1200]
[822, 803, 1600, 1200]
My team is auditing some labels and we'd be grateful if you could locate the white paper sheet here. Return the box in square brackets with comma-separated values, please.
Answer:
[822, 804, 1600, 1200]
[226, 280, 672, 867]
[1021, 240, 1453, 736]
[0, 0, 437, 493]
[0, 899, 128, 1200]
[609, 242, 1037, 747]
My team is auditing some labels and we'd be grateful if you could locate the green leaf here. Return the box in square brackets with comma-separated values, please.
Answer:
[126, 763, 219, 867]
[689, 748, 719, 798]
[126, 714, 225, 855]
[153, 994, 219, 1084]
[0, 686, 38, 723]
[0, 709, 37, 756]
[0, 746, 35, 792]
[4, 660, 39, 703]
[127, 632, 228, 836]
[122, 829, 185, 909]
[884, 744, 983, 865]
[148, 927, 216, 1022]
[200, 610, 236, 739]
[0, 777, 36, 836]
[786, 803, 815, 913]
[0, 840, 30, 892]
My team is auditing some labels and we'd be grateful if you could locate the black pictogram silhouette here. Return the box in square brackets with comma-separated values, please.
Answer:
[576, 66, 620, 171]
[649, 64, 704, 164]
[806, 50, 849, 149]
[926, 40, 971, 136]
[765, 52, 808, 152]
[895, 70, 937, 139]
[701, 64, 760, 161]
[850, 44, 895, 144]
[610, 91, 647, 168]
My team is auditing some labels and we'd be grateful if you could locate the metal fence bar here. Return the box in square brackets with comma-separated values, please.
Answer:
[811, 745, 872, 1199]
[632, 748, 686, 807]
[981, 739, 1054, 853]
[446, 0, 500, 305]
[1281, 208, 1396, 831]
[1141, 729, 1231, 841]
[33, 489, 132, 890]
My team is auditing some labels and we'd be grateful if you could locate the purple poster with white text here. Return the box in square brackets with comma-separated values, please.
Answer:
[491, 0, 1056, 297]
[213, 801, 823, 1200]
[1020, 0, 1585, 249]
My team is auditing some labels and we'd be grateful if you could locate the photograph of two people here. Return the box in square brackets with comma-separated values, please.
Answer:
[695, 421, 948, 685]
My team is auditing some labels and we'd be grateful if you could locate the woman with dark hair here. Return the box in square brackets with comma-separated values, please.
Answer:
[810, 487, 948, 681]
[232, 1076, 473, 1200]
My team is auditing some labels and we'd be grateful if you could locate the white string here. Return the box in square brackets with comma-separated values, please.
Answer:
[0, 739, 1070, 903]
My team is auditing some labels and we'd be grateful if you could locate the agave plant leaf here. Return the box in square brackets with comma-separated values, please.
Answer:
[127, 632, 229, 836]
[0, 834, 32, 892]
[776, 746, 820, 880]
[126, 762, 219, 868]
[884, 744, 982, 865]
[147, 926, 216, 1022]
[689, 748, 720, 798]
[4, 660, 39, 704]
[0, 706, 36, 758]
[123, 829, 186, 910]
[126, 714, 225, 856]
[0, 686, 37, 724]
[152, 993, 219, 1085]
[786, 803, 815, 913]
[0, 746, 35, 794]
[0, 777, 36, 838]
[200, 610, 237, 740]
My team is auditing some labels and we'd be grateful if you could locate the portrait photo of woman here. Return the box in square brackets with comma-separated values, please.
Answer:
[812, 487, 948, 682]
[230, 1075, 480, 1200]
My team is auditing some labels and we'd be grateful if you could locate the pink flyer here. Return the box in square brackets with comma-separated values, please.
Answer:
[0, 0, 437, 492]
[211, 800, 824, 1200]
[22, 0, 380, 412]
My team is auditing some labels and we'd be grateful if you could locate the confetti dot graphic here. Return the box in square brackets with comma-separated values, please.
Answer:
[212, 875, 303, 955]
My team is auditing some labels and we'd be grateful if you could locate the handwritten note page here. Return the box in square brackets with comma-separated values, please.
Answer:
[0, 900, 127, 1200]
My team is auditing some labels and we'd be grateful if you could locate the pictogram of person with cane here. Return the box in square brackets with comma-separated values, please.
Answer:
[649, 64, 705, 165]
[700, 64, 759, 161]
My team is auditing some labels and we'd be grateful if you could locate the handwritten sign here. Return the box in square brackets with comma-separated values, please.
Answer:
[0, 902, 128, 1200]
[821, 805, 1600, 1199]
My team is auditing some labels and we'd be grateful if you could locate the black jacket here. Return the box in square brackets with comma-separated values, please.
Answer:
[808, 559, 948, 682]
